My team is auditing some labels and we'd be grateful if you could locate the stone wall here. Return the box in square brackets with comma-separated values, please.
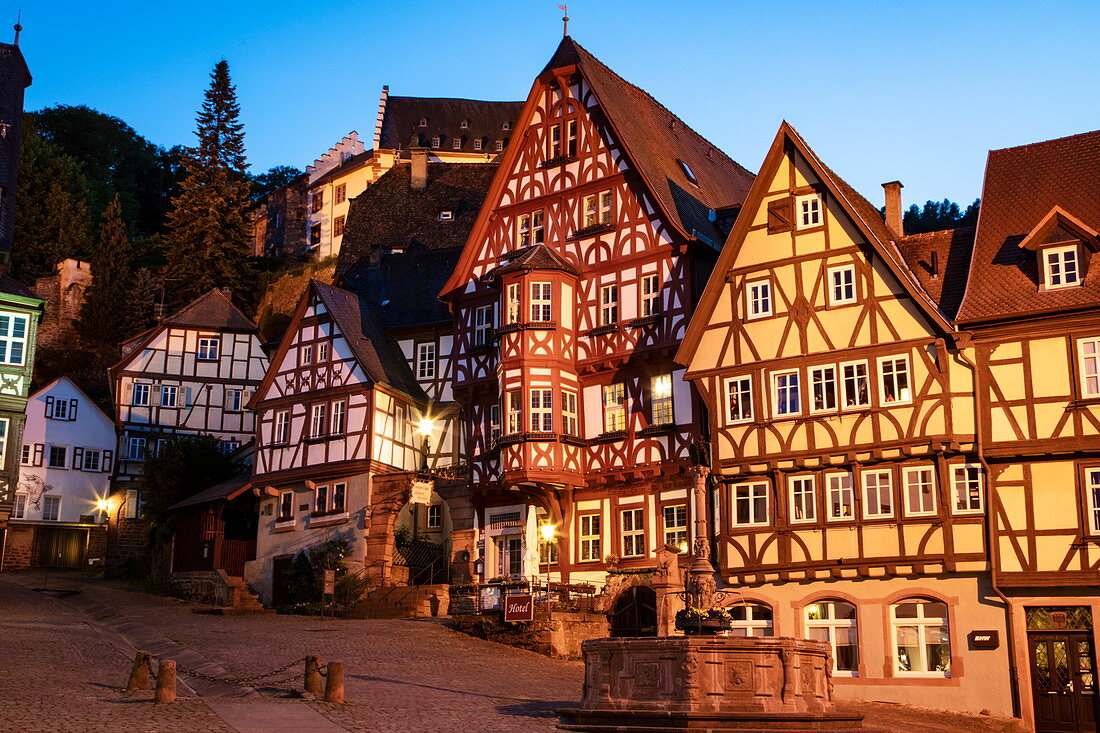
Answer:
[2, 523, 33, 568]
[106, 512, 151, 577]
[31, 259, 92, 350]
[167, 570, 235, 607]
[451, 611, 609, 659]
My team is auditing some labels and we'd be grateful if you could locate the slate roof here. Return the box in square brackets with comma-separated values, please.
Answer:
[168, 472, 251, 511]
[897, 226, 976, 320]
[335, 162, 498, 279]
[494, 243, 579, 276]
[542, 37, 755, 245]
[956, 129, 1100, 324]
[378, 96, 524, 154]
[0, 273, 44, 302]
[342, 247, 462, 330]
[162, 288, 258, 332]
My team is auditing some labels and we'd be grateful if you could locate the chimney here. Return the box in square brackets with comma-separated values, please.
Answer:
[882, 180, 904, 237]
[411, 149, 428, 190]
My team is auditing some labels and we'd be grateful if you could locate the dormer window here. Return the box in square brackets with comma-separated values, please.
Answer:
[473, 138, 484, 152]
[677, 159, 698, 185]
[1043, 245, 1082, 289]
[439, 211, 453, 221]
[452, 138, 462, 150]
[431, 136, 441, 149]
[460, 120, 469, 130]
[418, 118, 428, 127]
[503, 121, 512, 131]
[495, 139, 504, 152]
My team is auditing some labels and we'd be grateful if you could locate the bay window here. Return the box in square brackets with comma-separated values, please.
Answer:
[0, 312, 28, 365]
[530, 282, 552, 322]
[602, 383, 626, 433]
[506, 389, 523, 434]
[529, 389, 553, 432]
[562, 390, 579, 436]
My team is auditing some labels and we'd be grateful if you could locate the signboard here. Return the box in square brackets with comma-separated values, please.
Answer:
[479, 584, 501, 611]
[968, 630, 1000, 650]
[503, 593, 534, 623]
[410, 479, 433, 505]
[322, 569, 336, 595]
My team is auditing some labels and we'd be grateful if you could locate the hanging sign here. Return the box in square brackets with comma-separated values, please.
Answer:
[504, 594, 534, 622]
[410, 479, 433, 505]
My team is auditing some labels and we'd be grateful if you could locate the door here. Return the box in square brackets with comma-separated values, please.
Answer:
[494, 535, 523, 578]
[1030, 632, 1099, 732]
[609, 586, 658, 637]
[270, 556, 293, 609]
[33, 527, 87, 568]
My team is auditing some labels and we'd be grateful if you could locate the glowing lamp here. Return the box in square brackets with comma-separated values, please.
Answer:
[678, 540, 689, 554]
[96, 499, 110, 512]
[417, 418, 435, 437]
[653, 375, 673, 399]
[539, 522, 558, 542]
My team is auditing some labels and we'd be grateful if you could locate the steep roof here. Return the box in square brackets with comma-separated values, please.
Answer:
[897, 226, 976, 320]
[494, 243, 579, 276]
[0, 273, 44, 303]
[378, 96, 524, 153]
[342, 247, 461, 330]
[163, 289, 258, 332]
[956, 129, 1100, 324]
[168, 471, 252, 511]
[336, 162, 498, 280]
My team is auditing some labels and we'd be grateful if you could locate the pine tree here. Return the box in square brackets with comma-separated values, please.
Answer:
[79, 194, 132, 343]
[124, 267, 160, 338]
[164, 60, 251, 307]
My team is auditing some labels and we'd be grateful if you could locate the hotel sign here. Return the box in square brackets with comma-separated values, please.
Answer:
[503, 594, 534, 622]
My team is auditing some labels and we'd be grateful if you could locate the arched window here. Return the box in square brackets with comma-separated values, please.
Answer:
[728, 602, 773, 637]
[804, 600, 858, 673]
[891, 598, 951, 675]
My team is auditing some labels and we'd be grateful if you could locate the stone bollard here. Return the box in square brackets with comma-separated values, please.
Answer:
[126, 651, 152, 691]
[304, 655, 323, 696]
[323, 661, 345, 703]
[154, 660, 177, 703]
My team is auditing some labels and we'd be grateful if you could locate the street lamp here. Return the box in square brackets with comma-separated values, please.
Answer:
[539, 522, 557, 593]
[417, 417, 434, 472]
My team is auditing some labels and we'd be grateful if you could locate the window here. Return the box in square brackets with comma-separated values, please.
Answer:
[0, 313, 27, 366]
[431, 136, 440, 149]
[583, 190, 613, 228]
[746, 280, 772, 319]
[12, 493, 25, 519]
[496, 536, 523, 576]
[641, 274, 660, 316]
[310, 403, 327, 438]
[333, 215, 346, 238]
[473, 138, 483, 151]
[602, 383, 626, 433]
[828, 265, 856, 305]
[797, 194, 823, 228]
[516, 210, 544, 247]
[302, 345, 314, 365]
[126, 436, 147, 460]
[48, 445, 67, 469]
[677, 159, 698, 185]
[220, 440, 240, 454]
[82, 449, 102, 472]
[805, 601, 859, 673]
[530, 282, 552, 322]
[474, 305, 494, 347]
[529, 389, 553, 432]
[314, 485, 330, 515]
[772, 370, 801, 417]
[418, 117, 427, 127]
[278, 491, 294, 521]
[160, 385, 178, 408]
[49, 398, 73, 420]
[1087, 469, 1100, 535]
[1043, 245, 1081, 288]
[951, 465, 983, 513]
[310, 225, 321, 246]
[562, 390, 579, 436]
[460, 119, 469, 130]
[663, 504, 688, 549]
[42, 496, 60, 522]
[417, 342, 437, 380]
[600, 284, 618, 325]
[495, 139, 503, 152]
[729, 602, 773, 637]
[311, 190, 323, 213]
[317, 342, 329, 362]
[621, 508, 645, 557]
[539, 530, 559, 565]
[275, 410, 290, 444]
[733, 482, 769, 526]
[879, 356, 911, 404]
[548, 122, 563, 159]
[331, 400, 346, 436]
[334, 183, 346, 205]
[862, 470, 894, 518]
[489, 404, 501, 444]
[789, 476, 816, 522]
[827, 472, 855, 520]
[650, 374, 673, 426]
[565, 119, 577, 157]
[427, 503, 443, 529]
[579, 513, 601, 562]
[198, 337, 219, 361]
[132, 383, 150, 407]
[904, 467, 936, 516]
[226, 389, 243, 413]
[124, 489, 143, 519]
[20, 444, 30, 465]
[1079, 338, 1100, 398]
[725, 376, 753, 424]
[439, 210, 453, 221]
[502, 120, 512, 131]
[452, 138, 462, 150]
[841, 361, 870, 409]
[506, 283, 521, 325]
[331, 483, 346, 513]
[810, 365, 837, 412]
[506, 389, 523, 434]
[892, 598, 951, 675]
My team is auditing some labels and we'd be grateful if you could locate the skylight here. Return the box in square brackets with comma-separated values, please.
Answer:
[677, 159, 698, 185]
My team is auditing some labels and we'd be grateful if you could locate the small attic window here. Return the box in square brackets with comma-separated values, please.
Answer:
[495, 139, 504, 152]
[460, 120, 469, 130]
[452, 138, 462, 150]
[677, 159, 698, 185]
[473, 138, 484, 151]
[439, 211, 454, 221]
[503, 121, 513, 131]
[418, 118, 428, 127]
[1043, 245, 1082, 289]
[431, 136, 441, 149]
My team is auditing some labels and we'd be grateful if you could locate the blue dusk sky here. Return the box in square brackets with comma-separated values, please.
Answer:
[15, 0, 1100, 207]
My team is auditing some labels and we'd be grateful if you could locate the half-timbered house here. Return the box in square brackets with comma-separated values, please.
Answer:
[440, 36, 754, 594]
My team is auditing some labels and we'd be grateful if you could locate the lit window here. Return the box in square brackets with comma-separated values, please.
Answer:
[310, 403, 327, 438]
[663, 504, 687, 549]
[506, 283, 521, 325]
[1079, 338, 1100, 398]
[48, 445, 67, 469]
[516, 210, 544, 247]
[198, 337, 219, 361]
[904, 467, 936, 516]
[789, 476, 816, 522]
[879, 356, 911, 404]
[797, 194, 823, 228]
[805, 600, 859, 673]
[729, 602, 773, 637]
[333, 215, 345, 237]
[827, 472, 855, 520]
[42, 496, 60, 521]
[331, 400, 346, 436]
[275, 410, 290, 444]
[431, 136, 441, 149]
[841, 361, 870, 409]
[828, 265, 856, 305]
[892, 598, 951, 675]
[951, 465, 983, 513]
[600, 284, 619, 325]
[1087, 468, 1100, 535]
[439, 210, 453, 221]
[810, 365, 837, 412]
[530, 282, 552, 322]
[452, 138, 462, 150]
[746, 280, 772, 319]
[862, 469, 894, 518]
[529, 389, 553, 432]
[495, 139, 503, 152]
[641, 274, 660, 316]
[602, 383, 626, 433]
[427, 503, 443, 529]
[473, 304, 494, 347]
[650, 374, 674, 426]
[732, 482, 769, 526]
[579, 513, 601, 562]
[131, 383, 150, 407]
[12, 493, 25, 519]
[725, 375, 753, 424]
[160, 385, 178, 408]
[334, 183, 347, 205]
[506, 389, 523, 434]
[0, 313, 28, 366]
[473, 138, 483, 151]
[772, 370, 800, 417]
[621, 508, 645, 557]
[1043, 245, 1081, 288]
[562, 390, 579, 436]
[417, 342, 437, 380]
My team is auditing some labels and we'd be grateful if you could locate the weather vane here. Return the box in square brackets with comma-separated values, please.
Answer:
[557, 4, 569, 37]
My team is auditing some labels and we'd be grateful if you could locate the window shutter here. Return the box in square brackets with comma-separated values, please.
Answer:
[73, 447, 84, 471]
[69, 399, 78, 421]
[102, 450, 113, 473]
[44, 396, 54, 418]
[767, 198, 793, 234]
[33, 443, 43, 467]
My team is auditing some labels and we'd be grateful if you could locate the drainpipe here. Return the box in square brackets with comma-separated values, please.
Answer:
[953, 338, 1021, 719]
[0, 525, 7, 572]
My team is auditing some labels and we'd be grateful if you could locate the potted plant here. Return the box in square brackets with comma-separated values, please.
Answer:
[675, 606, 733, 635]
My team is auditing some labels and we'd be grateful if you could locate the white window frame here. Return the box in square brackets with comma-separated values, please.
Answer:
[1078, 337, 1100, 398]
[841, 361, 871, 409]
[330, 400, 346, 436]
[861, 469, 894, 519]
[600, 284, 619, 326]
[1043, 244, 1081, 289]
[640, 273, 660, 317]
[52, 399, 70, 420]
[579, 513, 601, 562]
[310, 403, 327, 439]
[506, 283, 521, 325]
[0, 312, 28, 365]
[602, 383, 626, 433]
[1087, 468, 1100, 535]
[725, 375, 753, 425]
[473, 304, 494, 347]
[561, 390, 579, 436]
[506, 389, 523, 435]
[516, 209, 544, 247]
[302, 345, 313, 365]
[620, 508, 645, 558]
[772, 370, 801, 417]
[132, 383, 150, 407]
[827, 265, 857, 306]
[951, 464, 983, 514]
[488, 403, 501, 444]
[804, 600, 860, 675]
[417, 342, 437, 380]
[197, 337, 219, 361]
[797, 194, 823, 229]
[12, 492, 25, 519]
[126, 436, 147, 460]
[274, 410, 290, 444]
[427, 503, 443, 529]
[663, 504, 688, 549]
[746, 279, 772, 319]
[226, 388, 243, 413]
[827, 472, 855, 521]
[529, 389, 553, 432]
[891, 599, 951, 677]
[903, 466, 937, 517]
[729, 602, 773, 637]
[317, 342, 329, 362]
[809, 365, 838, 413]
[530, 282, 552, 322]
[42, 495, 61, 522]
[878, 355, 912, 405]
[160, 385, 178, 408]
[650, 374, 674, 426]
[789, 476, 817, 523]
[82, 449, 102, 472]
[732, 482, 769, 527]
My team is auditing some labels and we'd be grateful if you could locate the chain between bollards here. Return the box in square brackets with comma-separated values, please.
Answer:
[126, 652, 346, 702]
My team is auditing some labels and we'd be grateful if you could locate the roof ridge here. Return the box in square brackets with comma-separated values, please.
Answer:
[387, 94, 524, 104]
[989, 128, 1100, 154]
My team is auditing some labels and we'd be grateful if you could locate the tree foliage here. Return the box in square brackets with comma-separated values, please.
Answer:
[79, 194, 132, 343]
[901, 198, 980, 235]
[164, 60, 252, 308]
[249, 165, 303, 201]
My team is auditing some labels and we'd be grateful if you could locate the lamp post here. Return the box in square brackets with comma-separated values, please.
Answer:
[539, 521, 557, 594]
[412, 417, 435, 540]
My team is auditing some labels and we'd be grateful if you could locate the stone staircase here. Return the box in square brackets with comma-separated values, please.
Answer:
[188, 571, 273, 615]
[348, 584, 449, 619]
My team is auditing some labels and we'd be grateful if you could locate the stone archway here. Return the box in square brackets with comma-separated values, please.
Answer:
[609, 586, 658, 637]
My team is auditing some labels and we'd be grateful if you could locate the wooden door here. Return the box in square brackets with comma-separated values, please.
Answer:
[33, 528, 87, 568]
[1030, 632, 1099, 732]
